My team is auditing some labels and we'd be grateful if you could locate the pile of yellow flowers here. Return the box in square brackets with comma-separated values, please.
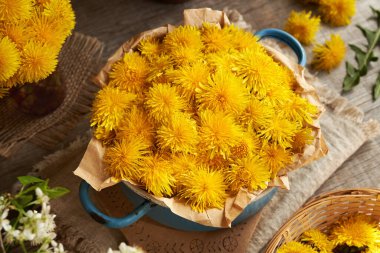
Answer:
[0, 0, 75, 98]
[278, 215, 380, 253]
[91, 24, 319, 213]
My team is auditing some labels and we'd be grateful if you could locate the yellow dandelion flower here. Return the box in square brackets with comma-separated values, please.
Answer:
[230, 129, 261, 159]
[260, 143, 293, 177]
[0, 37, 20, 82]
[163, 25, 203, 52]
[18, 41, 58, 83]
[42, 0, 75, 36]
[146, 54, 172, 83]
[284, 11, 321, 45]
[27, 14, 67, 49]
[35, 0, 50, 5]
[0, 22, 27, 46]
[318, 0, 355, 26]
[156, 113, 199, 153]
[331, 215, 380, 248]
[140, 155, 176, 197]
[232, 49, 286, 95]
[169, 46, 203, 66]
[196, 70, 249, 114]
[0, 0, 32, 22]
[198, 110, 243, 158]
[227, 155, 271, 194]
[240, 97, 274, 130]
[90, 86, 137, 132]
[93, 126, 115, 145]
[206, 51, 236, 72]
[116, 106, 155, 146]
[179, 165, 227, 213]
[260, 84, 293, 107]
[301, 229, 334, 253]
[292, 127, 315, 153]
[277, 94, 319, 124]
[201, 23, 232, 53]
[103, 137, 151, 182]
[223, 25, 264, 52]
[312, 34, 346, 72]
[171, 153, 198, 178]
[0, 73, 19, 88]
[259, 114, 300, 148]
[166, 61, 209, 101]
[109, 52, 149, 93]
[277, 241, 318, 253]
[145, 83, 185, 123]
[138, 36, 161, 59]
[0, 86, 10, 99]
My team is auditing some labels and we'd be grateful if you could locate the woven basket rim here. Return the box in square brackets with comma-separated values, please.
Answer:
[265, 188, 380, 253]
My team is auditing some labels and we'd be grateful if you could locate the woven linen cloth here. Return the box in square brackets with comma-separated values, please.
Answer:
[0, 33, 103, 157]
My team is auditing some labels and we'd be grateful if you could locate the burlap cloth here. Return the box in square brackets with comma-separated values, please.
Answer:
[0, 33, 104, 157]
[26, 10, 380, 253]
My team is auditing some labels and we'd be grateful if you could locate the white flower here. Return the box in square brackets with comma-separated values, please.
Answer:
[0, 208, 11, 231]
[5, 227, 21, 244]
[0, 195, 10, 213]
[51, 240, 65, 253]
[108, 243, 145, 253]
[22, 228, 36, 241]
[36, 187, 50, 204]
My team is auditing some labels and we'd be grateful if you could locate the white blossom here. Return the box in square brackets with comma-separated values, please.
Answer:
[4, 227, 21, 244]
[0, 208, 11, 231]
[108, 242, 145, 253]
[36, 187, 50, 204]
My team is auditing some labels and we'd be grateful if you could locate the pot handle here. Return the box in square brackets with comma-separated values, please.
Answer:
[255, 28, 307, 67]
[79, 180, 155, 228]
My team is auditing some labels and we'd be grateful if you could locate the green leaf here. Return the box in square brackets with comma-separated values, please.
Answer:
[370, 6, 380, 26]
[343, 72, 361, 91]
[346, 62, 356, 76]
[16, 194, 34, 208]
[45, 187, 70, 199]
[17, 176, 44, 186]
[373, 74, 380, 101]
[357, 25, 377, 46]
[349, 44, 367, 67]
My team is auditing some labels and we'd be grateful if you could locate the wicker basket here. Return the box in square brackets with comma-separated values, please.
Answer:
[265, 188, 380, 253]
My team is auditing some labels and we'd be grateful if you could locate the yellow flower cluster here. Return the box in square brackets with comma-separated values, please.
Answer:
[91, 24, 319, 213]
[0, 0, 75, 98]
[278, 215, 380, 253]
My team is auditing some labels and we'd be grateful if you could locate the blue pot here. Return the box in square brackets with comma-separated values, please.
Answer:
[79, 28, 306, 231]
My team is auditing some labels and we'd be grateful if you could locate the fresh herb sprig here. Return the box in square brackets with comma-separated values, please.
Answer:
[343, 7, 380, 100]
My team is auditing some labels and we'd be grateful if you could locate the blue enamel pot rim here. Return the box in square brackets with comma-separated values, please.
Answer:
[79, 28, 306, 230]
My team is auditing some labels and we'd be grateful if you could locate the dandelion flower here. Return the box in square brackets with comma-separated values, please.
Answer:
[292, 127, 315, 153]
[198, 110, 243, 158]
[163, 25, 203, 53]
[232, 49, 286, 95]
[276, 94, 319, 125]
[261, 143, 293, 177]
[91, 86, 137, 132]
[230, 129, 261, 159]
[0, 37, 20, 82]
[179, 165, 227, 213]
[259, 114, 300, 148]
[301, 229, 334, 253]
[0, 23, 27, 46]
[312, 34, 346, 72]
[140, 155, 176, 197]
[146, 54, 172, 83]
[223, 25, 264, 52]
[103, 137, 151, 181]
[169, 46, 203, 66]
[0, 0, 32, 22]
[27, 14, 67, 49]
[240, 97, 274, 130]
[42, 0, 75, 35]
[260, 84, 293, 107]
[318, 0, 356, 26]
[201, 23, 232, 53]
[93, 126, 115, 145]
[167, 61, 209, 100]
[206, 51, 236, 72]
[145, 83, 185, 123]
[197, 70, 249, 114]
[277, 241, 318, 253]
[0, 87, 10, 99]
[138, 37, 161, 59]
[109, 52, 149, 93]
[116, 106, 155, 146]
[331, 215, 380, 248]
[284, 11, 321, 45]
[18, 41, 58, 83]
[227, 155, 271, 194]
[156, 113, 199, 153]
[171, 153, 198, 178]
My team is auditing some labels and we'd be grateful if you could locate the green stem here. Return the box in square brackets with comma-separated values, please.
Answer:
[0, 233, 6, 253]
[360, 29, 380, 70]
[20, 241, 27, 253]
